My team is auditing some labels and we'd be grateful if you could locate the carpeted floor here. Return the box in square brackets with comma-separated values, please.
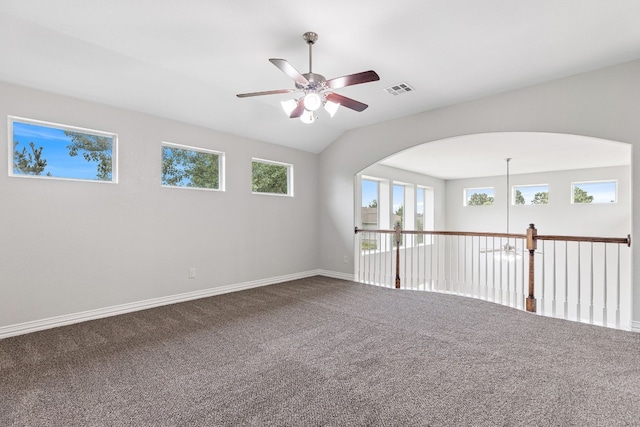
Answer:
[1, 276, 639, 426]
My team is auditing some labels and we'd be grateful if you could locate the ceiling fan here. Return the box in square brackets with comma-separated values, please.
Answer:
[236, 32, 380, 124]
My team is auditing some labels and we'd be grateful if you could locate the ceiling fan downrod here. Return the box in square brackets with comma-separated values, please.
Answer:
[303, 32, 318, 73]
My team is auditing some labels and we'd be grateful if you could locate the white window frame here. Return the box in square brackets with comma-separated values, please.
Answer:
[360, 176, 381, 228]
[416, 185, 435, 232]
[571, 180, 618, 204]
[357, 175, 436, 252]
[8, 115, 118, 183]
[251, 158, 294, 196]
[464, 187, 495, 206]
[392, 182, 408, 229]
[161, 142, 225, 191]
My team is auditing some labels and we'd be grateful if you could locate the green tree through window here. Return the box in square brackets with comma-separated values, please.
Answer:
[65, 131, 113, 181]
[13, 141, 51, 176]
[162, 145, 220, 189]
[11, 119, 116, 182]
[252, 160, 290, 195]
[573, 186, 594, 203]
[515, 189, 525, 205]
[468, 193, 494, 206]
[531, 192, 549, 205]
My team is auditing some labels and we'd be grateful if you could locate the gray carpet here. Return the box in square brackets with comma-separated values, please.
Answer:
[1, 276, 639, 426]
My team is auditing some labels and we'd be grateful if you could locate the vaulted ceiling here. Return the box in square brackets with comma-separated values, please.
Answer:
[1, 1, 639, 174]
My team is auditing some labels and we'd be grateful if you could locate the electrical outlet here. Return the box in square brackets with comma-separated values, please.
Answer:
[189, 267, 196, 278]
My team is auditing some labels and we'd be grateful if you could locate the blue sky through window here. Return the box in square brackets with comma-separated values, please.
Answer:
[393, 184, 404, 215]
[573, 181, 617, 203]
[466, 187, 494, 203]
[12, 121, 111, 180]
[362, 179, 378, 207]
[514, 184, 548, 204]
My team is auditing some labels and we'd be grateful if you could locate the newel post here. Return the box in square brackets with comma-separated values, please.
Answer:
[395, 223, 402, 289]
[526, 224, 537, 312]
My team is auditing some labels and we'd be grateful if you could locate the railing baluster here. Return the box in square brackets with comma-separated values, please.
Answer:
[616, 244, 621, 329]
[589, 242, 593, 323]
[577, 242, 582, 322]
[552, 241, 557, 317]
[435, 235, 440, 291]
[603, 244, 608, 327]
[492, 236, 496, 302]
[540, 240, 545, 314]
[564, 242, 569, 320]
[520, 238, 525, 309]
[485, 236, 489, 300]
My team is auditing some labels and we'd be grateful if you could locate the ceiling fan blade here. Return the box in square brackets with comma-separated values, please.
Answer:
[289, 98, 305, 118]
[269, 58, 309, 86]
[479, 248, 500, 253]
[325, 92, 368, 112]
[236, 89, 296, 98]
[326, 70, 380, 90]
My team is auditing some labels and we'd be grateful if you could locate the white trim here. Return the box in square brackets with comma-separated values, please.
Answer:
[570, 179, 618, 204]
[8, 115, 118, 183]
[0, 270, 340, 340]
[161, 141, 225, 191]
[251, 157, 293, 196]
[316, 269, 357, 282]
[630, 320, 640, 333]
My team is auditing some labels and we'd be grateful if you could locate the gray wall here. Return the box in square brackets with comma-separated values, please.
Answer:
[0, 81, 319, 329]
[445, 166, 630, 237]
[319, 59, 640, 330]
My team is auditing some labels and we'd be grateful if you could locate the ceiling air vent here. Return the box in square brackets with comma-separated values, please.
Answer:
[384, 82, 414, 96]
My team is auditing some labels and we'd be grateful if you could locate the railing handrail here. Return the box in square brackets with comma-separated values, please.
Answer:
[355, 227, 526, 239]
[536, 234, 631, 246]
[355, 226, 630, 246]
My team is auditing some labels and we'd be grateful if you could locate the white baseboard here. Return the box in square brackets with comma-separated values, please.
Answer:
[315, 269, 357, 282]
[0, 270, 334, 340]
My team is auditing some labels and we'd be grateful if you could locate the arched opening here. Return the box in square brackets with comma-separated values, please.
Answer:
[354, 132, 632, 328]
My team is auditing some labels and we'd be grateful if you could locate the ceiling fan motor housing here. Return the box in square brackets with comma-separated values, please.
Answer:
[296, 72, 327, 90]
[303, 32, 318, 45]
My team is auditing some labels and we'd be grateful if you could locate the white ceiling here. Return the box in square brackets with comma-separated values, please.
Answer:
[1, 1, 639, 175]
[379, 133, 631, 180]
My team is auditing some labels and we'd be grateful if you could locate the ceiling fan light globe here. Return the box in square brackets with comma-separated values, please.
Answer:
[494, 249, 522, 262]
[281, 99, 298, 116]
[324, 100, 340, 117]
[300, 110, 315, 124]
[303, 92, 322, 111]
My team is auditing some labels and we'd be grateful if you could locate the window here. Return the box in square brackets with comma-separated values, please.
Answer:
[361, 179, 379, 229]
[416, 186, 434, 244]
[464, 187, 494, 206]
[416, 187, 424, 234]
[393, 184, 405, 245]
[361, 179, 379, 250]
[392, 184, 405, 228]
[513, 184, 549, 205]
[161, 143, 224, 190]
[252, 158, 293, 196]
[571, 180, 617, 204]
[9, 116, 116, 182]
[358, 175, 435, 251]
